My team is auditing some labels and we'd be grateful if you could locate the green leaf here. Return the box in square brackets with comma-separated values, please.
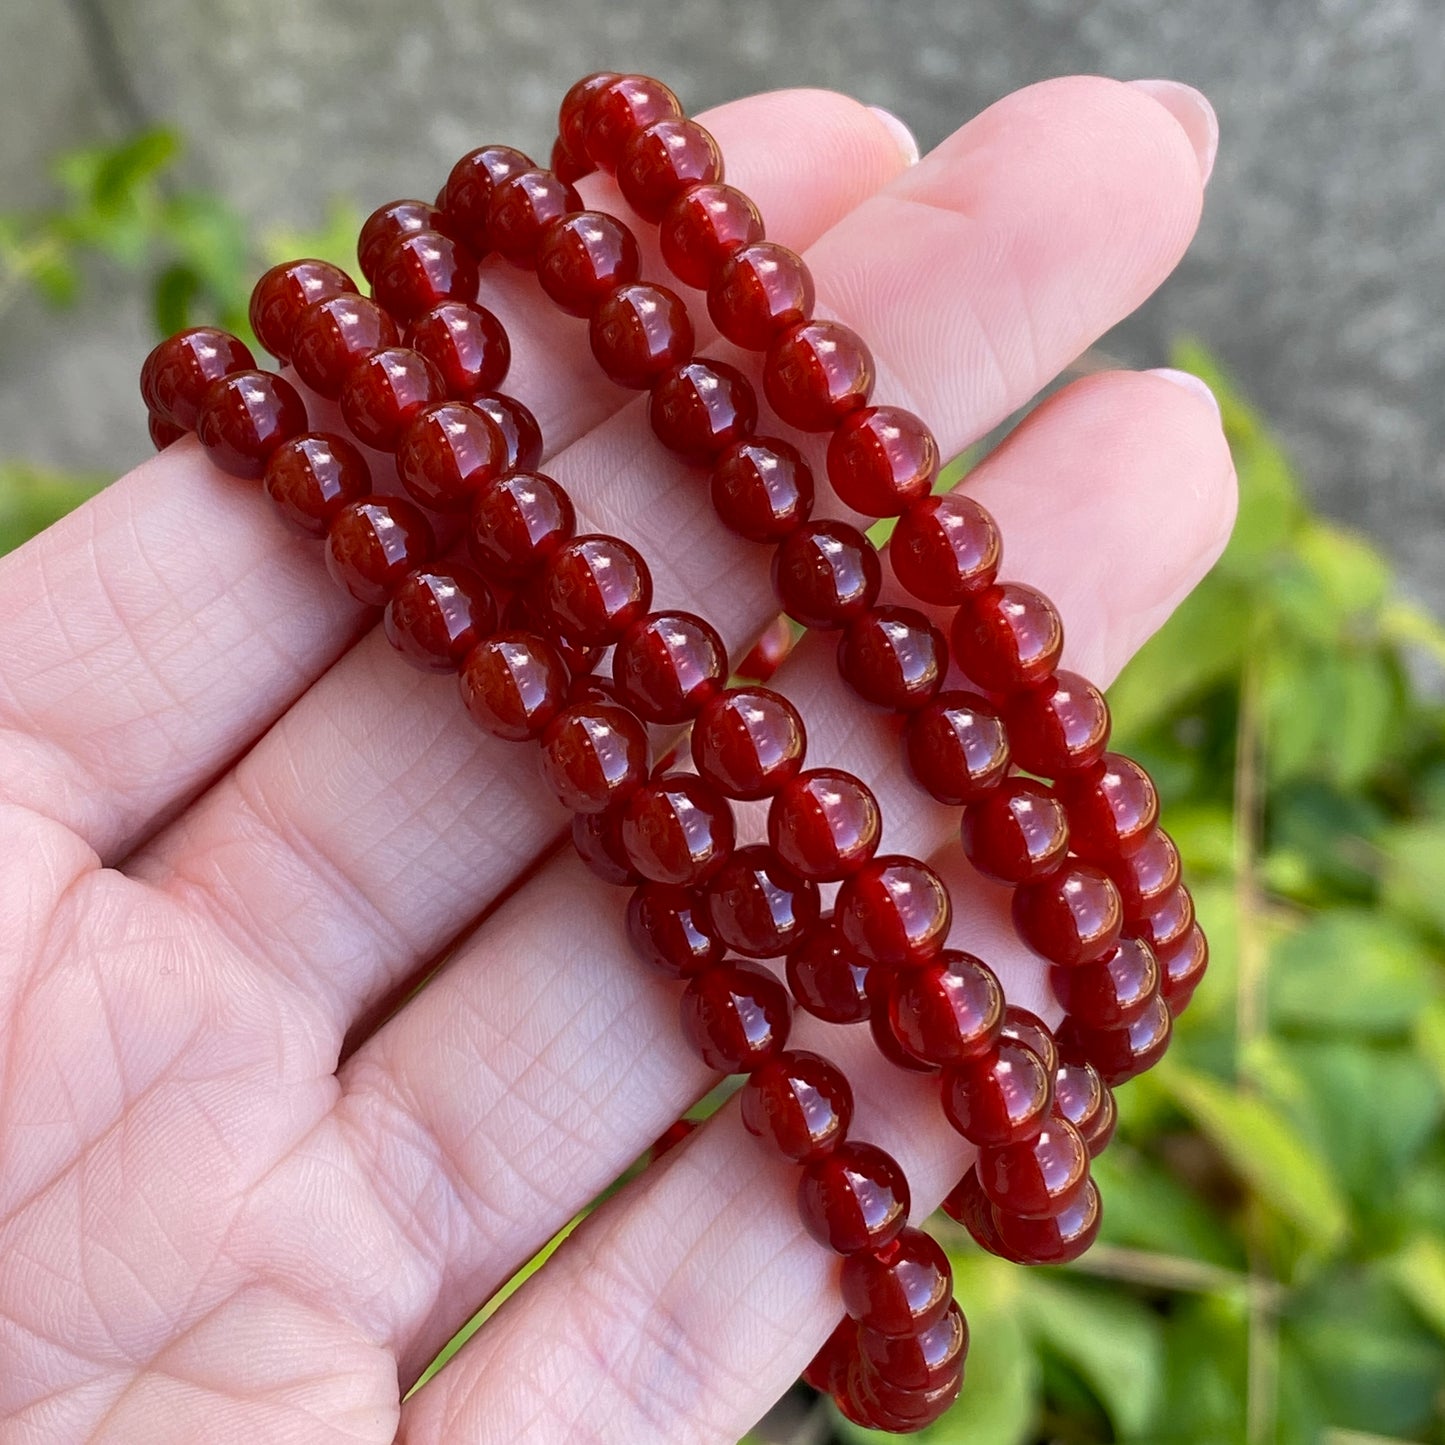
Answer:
[0, 461, 104, 555]
[1154, 1063, 1350, 1251]
[1389, 1234, 1445, 1341]
[1380, 821, 1445, 940]
[90, 129, 179, 211]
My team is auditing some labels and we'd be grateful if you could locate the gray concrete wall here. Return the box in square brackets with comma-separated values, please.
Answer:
[2, 0, 1442, 612]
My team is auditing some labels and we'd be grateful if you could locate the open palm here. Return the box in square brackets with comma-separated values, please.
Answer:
[0, 78, 1232, 1444]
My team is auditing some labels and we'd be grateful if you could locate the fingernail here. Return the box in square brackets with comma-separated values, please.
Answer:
[868, 105, 920, 166]
[1148, 367, 1221, 419]
[1129, 79, 1219, 185]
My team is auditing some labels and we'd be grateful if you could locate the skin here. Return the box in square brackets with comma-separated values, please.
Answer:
[0, 77, 1234, 1444]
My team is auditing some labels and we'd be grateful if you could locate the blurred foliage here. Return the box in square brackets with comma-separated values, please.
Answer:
[4, 132, 1445, 1445]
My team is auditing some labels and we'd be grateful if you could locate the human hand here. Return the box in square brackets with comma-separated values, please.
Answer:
[0, 77, 1231, 1444]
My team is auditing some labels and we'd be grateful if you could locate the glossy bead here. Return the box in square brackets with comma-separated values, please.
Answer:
[869, 995, 941, 1076]
[999, 1007, 1060, 1077]
[994, 1179, 1101, 1264]
[691, 687, 806, 800]
[842, 1361, 962, 1433]
[884, 950, 1003, 1066]
[840, 1228, 952, 1339]
[835, 856, 952, 969]
[290, 294, 398, 399]
[589, 282, 694, 389]
[702, 845, 820, 959]
[710, 436, 814, 542]
[396, 401, 507, 513]
[536, 210, 641, 317]
[324, 496, 434, 606]
[554, 139, 595, 187]
[488, 169, 582, 268]
[501, 585, 602, 681]
[357, 199, 442, 283]
[858, 1302, 967, 1392]
[1136, 883, 1196, 954]
[613, 611, 727, 724]
[903, 691, 1010, 806]
[383, 566, 496, 672]
[940, 1168, 1006, 1255]
[1158, 923, 1209, 1014]
[626, 882, 723, 978]
[468, 470, 575, 582]
[148, 413, 186, 449]
[740, 1049, 852, 1162]
[406, 301, 511, 398]
[572, 805, 640, 886]
[952, 581, 1064, 692]
[1004, 673, 1112, 780]
[786, 918, 872, 1024]
[764, 320, 874, 432]
[620, 772, 734, 886]
[338, 347, 445, 451]
[441, 144, 533, 251]
[195, 371, 309, 478]
[1055, 754, 1160, 862]
[1059, 994, 1173, 1085]
[558, 71, 622, 158]
[540, 534, 652, 647]
[539, 702, 650, 813]
[1107, 827, 1182, 921]
[1013, 862, 1124, 967]
[679, 958, 791, 1073]
[249, 259, 356, 362]
[802, 1317, 857, 1398]
[649, 360, 758, 462]
[977, 1120, 1090, 1219]
[708, 241, 814, 351]
[797, 1141, 909, 1255]
[735, 615, 794, 683]
[772, 520, 881, 630]
[1051, 936, 1160, 1030]
[581, 73, 683, 170]
[262, 432, 370, 537]
[826, 406, 938, 518]
[960, 777, 1071, 884]
[470, 392, 544, 470]
[617, 117, 724, 222]
[372, 230, 479, 323]
[659, 182, 765, 290]
[459, 631, 569, 740]
[943, 1040, 1053, 1147]
[767, 770, 881, 883]
[838, 606, 948, 712]
[889, 492, 1001, 605]
[1053, 1062, 1116, 1157]
[141, 327, 255, 428]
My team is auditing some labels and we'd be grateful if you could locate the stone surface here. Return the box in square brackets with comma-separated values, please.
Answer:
[1, 0, 1440, 614]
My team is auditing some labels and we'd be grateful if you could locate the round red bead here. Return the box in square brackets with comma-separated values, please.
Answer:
[710, 437, 814, 542]
[843, 1361, 962, 1433]
[536, 210, 641, 317]
[406, 301, 511, 398]
[649, 360, 758, 462]
[838, 606, 948, 712]
[581, 74, 683, 170]
[1107, 827, 1183, 921]
[740, 1049, 852, 1161]
[1013, 862, 1124, 967]
[1055, 754, 1160, 862]
[396, 401, 508, 513]
[840, 1228, 952, 1339]
[540, 534, 652, 647]
[708, 241, 814, 351]
[324, 495, 434, 606]
[502, 585, 602, 680]
[1003, 670, 1112, 778]
[884, 950, 1003, 1066]
[488, 169, 582, 268]
[942, 1040, 1054, 1147]
[1059, 994, 1173, 1085]
[1158, 922, 1209, 1014]
[1053, 1062, 1116, 1157]
[786, 917, 872, 1025]
[858, 1301, 967, 1391]
[977, 1120, 1090, 1219]
[1051, 936, 1159, 1030]
[764, 320, 874, 432]
[626, 882, 722, 979]
[772, 520, 881, 629]
[835, 856, 952, 969]
[620, 772, 734, 886]
[826, 406, 938, 518]
[538, 702, 650, 813]
[573, 805, 640, 887]
[249, 259, 356, 363]
[558, 72, 622, 159]
[338, 346, 445, 451]
[1136, 883, 1196, 954]
[589, 282, 694, 390]
[889, 492, 1001, 605]
[469, 470, 575, 583]
[618, 117, 724, 222]
[382, 566, 496, 672]
[702, 844, 820, 959]
[961, 777, 1071, 884]
[141, 327, 255, 429]
[1000, 1007, 1060, 1076]
[940, 1168, 1006, 1255]
[994, 1178, 1102, 1264]
[196, 370, 308, 478]
[262, 432, 370, 538]
[441, 144, 533, 252]
[372, 229, 479, 323]
[904, 690, 1011, 806]
[802, 1318, 857, 1398]
[768, 770, 881, 883]
[291, 294, 398, 399]
[659, 182, 765, 290]
[952, 581, 1064, 692]
[148, 413, 187, 450]
[797, 1141, 910, 1255]
[358, 199, 442, 283]
[470, 392, 544, 470]
[613, 611, 727, 724]
[691, 686, 806, 801]
[679, 958, 791, 1073]
[459, 631, 569, 740]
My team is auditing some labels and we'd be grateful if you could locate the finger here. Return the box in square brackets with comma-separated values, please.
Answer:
[0, 89, 909, 865]
[132, 77, 1207, 1045]
[265, 373, 1233, 1382]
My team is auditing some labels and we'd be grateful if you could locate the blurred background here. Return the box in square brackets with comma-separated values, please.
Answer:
[2, 3, 1443, 1443]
